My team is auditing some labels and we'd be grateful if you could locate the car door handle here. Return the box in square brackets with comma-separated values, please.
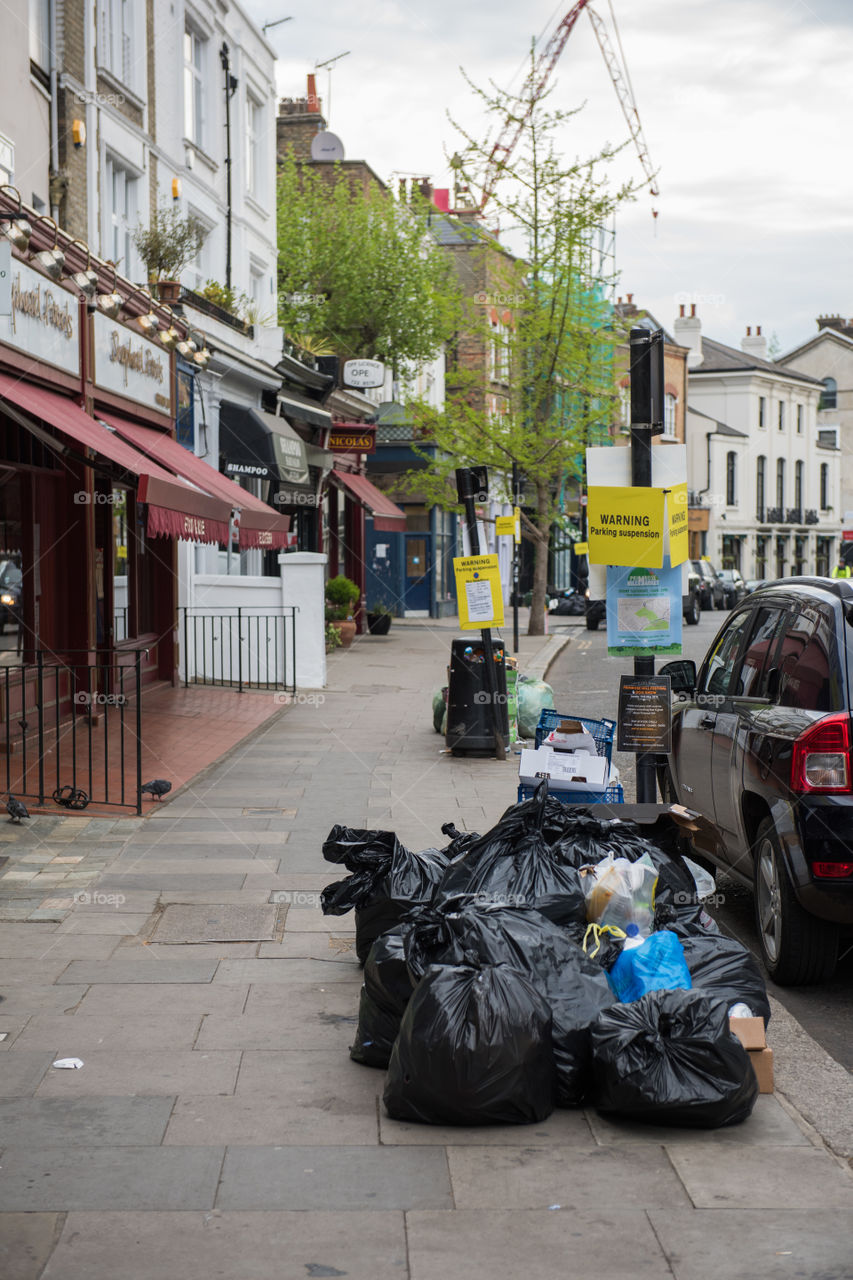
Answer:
[700, 715, 716, 729]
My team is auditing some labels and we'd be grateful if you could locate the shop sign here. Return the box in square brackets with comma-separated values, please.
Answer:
[0, 258, 80, 375]
[92, 311, 170, 414]
[329, 425, 376, 453]
[453, 554, 504, 630]
[343, 359, 384, 389]
[0, 241, 9, 316]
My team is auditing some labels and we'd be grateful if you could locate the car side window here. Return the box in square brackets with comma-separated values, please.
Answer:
[698, 610, 753, 698]
[736, 607, 787, 698]
[777, 605, 840, 712]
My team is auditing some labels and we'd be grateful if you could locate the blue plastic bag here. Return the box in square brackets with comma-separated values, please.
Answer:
[607, 930, 692, 1003]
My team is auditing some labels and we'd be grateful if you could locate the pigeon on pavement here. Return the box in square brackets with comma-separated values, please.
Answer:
[140, 779, 172, 801]
[7, 795, 29, 823]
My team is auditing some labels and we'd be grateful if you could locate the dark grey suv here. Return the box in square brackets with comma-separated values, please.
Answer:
[660, 578, 853, 984]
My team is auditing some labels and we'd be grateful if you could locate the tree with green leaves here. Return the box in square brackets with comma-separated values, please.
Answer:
[276, 157, 461, 367]
[407, 72, 636, 635]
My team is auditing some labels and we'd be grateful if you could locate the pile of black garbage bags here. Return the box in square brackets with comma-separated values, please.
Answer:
[321, 782, 768, 1130]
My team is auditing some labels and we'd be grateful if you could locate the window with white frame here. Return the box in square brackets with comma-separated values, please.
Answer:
[663, 393, 677, 437]
[99, 0, 138, 92]
[184, 28, 205, 147]
[186, 207, 214, 291]
[0, 134, 13, 186]
[758, 396, 766, 428]
[245, 95, 261, 198]
[778, 400, 785, 431]
[104, 153, 138, 275]
[28, 0, 50, 72]
[796, 403, 803, 434]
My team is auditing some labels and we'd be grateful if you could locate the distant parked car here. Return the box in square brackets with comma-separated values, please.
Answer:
[691, 559, 727, 611]
[586, 564, 702, 630]
[718, 568, 747, 609]
[0, 560, 22, 634]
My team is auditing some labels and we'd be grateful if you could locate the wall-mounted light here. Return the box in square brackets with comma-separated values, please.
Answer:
[95, 261, 122, 318]
[193, 346, 212, 369]
[67, 239, 98, 298]
[123, 285, 159, 334]
[176, 336, 198, 358]
[171, 177, 181, 201]
[158, 307, 182, 350]
[72, 119, 87, 149]
[29, 215, 65, 280]
[0, 185, 32, 252]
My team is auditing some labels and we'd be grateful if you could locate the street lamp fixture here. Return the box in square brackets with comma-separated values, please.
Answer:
[29, 216, 65, 280]
[0, 185, 32, 252]
[95, 261, 122, 319]
[66, 240, 99, 299]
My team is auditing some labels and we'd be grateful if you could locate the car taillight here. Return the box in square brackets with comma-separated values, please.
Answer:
[791, 713, 852, 794]
[812, 861, 853, 878]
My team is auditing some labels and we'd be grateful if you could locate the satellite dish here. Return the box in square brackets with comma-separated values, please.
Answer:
[311, 131, 345, 162]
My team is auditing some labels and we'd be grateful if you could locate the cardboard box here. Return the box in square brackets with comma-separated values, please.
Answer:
[729, 1016, 774, 1093]
[544, 719, 598, 756]
[519, 746, 609, 792]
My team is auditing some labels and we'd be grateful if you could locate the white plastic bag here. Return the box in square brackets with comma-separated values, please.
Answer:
[583, 854, 658, 935]
[684, 856, 716, 900]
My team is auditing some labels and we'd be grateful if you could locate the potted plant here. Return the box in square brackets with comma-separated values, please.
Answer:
[132, 205, 209, 302]
[366, 600, 394, 636]
[325, 621, 343, 653]
[325, 574, 360, 648]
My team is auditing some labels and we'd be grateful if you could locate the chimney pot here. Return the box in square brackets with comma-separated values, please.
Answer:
[627, 292, 633, 304]
[679, 304, 685, 317]
[617, 296, 622, 304]
[746, 326, 751, 337]
[757, 325, 762, 336]
[690, 304, 696, 318]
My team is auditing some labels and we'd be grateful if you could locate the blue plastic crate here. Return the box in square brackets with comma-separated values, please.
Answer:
[534, 710, 616, 765]
[516, 781, 625, 806]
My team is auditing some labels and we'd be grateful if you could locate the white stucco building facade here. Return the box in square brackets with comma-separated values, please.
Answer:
[678, 311, 841, 581]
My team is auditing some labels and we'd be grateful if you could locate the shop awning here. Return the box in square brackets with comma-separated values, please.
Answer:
[332, 470, 407, 533]
[99, 415, 293, 551]
[0, 373, 231, 544]
[276, 389, 333, 431]
[219, 401, 311, 489]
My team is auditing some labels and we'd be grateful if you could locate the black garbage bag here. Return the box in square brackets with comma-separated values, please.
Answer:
[350, 929, 416, 1069]
[383, 960, 557, 1125]
[403, 900, 615, 1106]
[654, 900, 721, 939]
[440, 822, 481, 861]
[679, 933, 771, 1026]
[591, 988, 759, 1128]
[321, 825, 450, 962]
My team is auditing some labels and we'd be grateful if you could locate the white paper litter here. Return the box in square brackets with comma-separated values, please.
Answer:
[52, 1057, 84, 1069]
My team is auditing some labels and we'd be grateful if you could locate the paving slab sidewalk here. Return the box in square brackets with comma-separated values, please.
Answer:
[0, 619, 851, 1280]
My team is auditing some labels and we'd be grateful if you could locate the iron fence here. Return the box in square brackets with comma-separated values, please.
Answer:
[178, 607, 296, 692]
[0, 649, 144, 814]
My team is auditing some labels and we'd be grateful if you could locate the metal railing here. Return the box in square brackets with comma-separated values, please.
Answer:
[178, 607, 296, 692]
[0, 650, 144, 813]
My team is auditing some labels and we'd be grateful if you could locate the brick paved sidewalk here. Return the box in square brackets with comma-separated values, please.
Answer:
[1, 619, 852, 1280]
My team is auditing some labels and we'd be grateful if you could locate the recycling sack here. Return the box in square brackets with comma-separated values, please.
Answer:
[591, 988, 759, 1128]
[583, 854, 659, 934]
[350, 928, 415, 1068]
[516, 676, 555, 740]
[607, 930, 693, 1003]
[384, 961, 557, 1125]
[679, 932, 771, 1026]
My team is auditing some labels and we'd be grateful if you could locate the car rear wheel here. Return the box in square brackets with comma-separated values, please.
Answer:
[753, 818, 838, 985]
[685, 595, 700, 625]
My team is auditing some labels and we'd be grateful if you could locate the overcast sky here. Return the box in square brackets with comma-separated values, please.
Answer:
[247, 0, 853, 357]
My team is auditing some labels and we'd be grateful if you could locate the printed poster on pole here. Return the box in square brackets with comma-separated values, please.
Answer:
[453, 554, 505, 630]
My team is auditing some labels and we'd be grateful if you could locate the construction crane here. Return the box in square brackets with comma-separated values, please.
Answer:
[478, 0, 658, 217]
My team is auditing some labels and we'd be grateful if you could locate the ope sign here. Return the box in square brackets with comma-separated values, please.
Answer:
[0, 240, 10, 317]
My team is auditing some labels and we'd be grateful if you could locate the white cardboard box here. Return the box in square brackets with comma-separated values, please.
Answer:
[543, 719, 598, 755]
[519, 746, 609, 792]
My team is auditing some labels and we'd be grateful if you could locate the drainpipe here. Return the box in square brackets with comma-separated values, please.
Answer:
[219, 43, 238, 292]
[48, 0, 59, 220]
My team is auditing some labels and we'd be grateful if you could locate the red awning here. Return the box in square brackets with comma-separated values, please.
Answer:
[0, 374, 231, 545]
[332, 470, 406, 532]
[99, 415, 293, 550]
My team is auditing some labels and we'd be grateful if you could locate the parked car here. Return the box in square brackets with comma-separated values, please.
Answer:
[585, 565, 701, 631]
[0, 560, 22, 634]
[691, 558, 727, 611]
[659, 577, 853, 984]
[717, 568, 747, 609]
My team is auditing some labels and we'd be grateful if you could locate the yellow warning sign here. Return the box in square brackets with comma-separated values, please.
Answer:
[667, 483, 689, 567]
[495, 516, 516, 536]
[574, 541, 589, 556]
[453, 554, 505, 630]
[587, 486, 666, 568]
[513, 506, 521, 545]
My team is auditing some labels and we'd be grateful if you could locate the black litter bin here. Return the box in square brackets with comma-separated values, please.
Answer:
[445, 638, 509, 755]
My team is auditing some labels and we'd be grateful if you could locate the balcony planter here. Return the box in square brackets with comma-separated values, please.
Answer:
[156, 280, 181, 304]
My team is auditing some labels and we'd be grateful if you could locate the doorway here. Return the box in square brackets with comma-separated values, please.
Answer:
[404, 534, 431, 614]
